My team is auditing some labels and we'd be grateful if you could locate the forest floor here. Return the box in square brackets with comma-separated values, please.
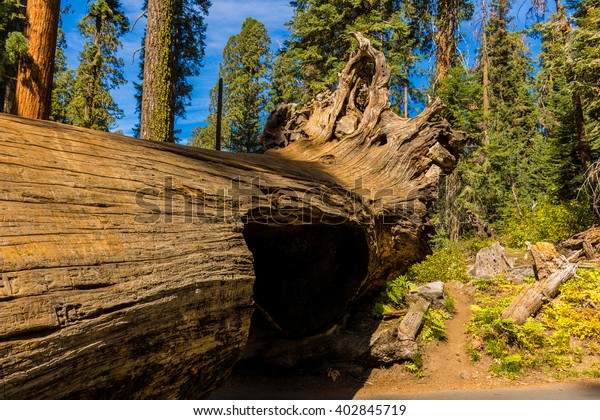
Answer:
[211, 281, 600, 400]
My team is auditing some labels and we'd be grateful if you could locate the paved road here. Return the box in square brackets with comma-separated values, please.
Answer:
[362, 381, 600, 400]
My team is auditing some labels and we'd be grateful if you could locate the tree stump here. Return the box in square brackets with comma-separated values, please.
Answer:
[526, 241, 562, 281]
[0, 33, 460, 398]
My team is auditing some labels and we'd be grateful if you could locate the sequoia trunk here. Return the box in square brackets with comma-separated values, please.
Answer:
[15, 0, 61, 119]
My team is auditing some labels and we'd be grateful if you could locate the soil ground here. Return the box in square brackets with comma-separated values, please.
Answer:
[211, 281, 600, 400]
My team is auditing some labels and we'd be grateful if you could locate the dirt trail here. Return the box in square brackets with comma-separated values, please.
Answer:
[353, 281, 490, 397]
[211, 281, 598, 400]
[418, 281, 478, 383]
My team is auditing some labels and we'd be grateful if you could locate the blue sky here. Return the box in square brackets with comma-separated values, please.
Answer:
[61, 0, 293, 141]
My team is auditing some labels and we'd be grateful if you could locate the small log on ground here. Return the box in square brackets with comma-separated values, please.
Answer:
[0, 33, 460, 398]
[398, 296, 431, 339]
[501, 263, 577, 324]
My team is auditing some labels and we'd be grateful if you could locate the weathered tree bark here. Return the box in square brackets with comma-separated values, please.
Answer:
[15, 0, 61, 120]
[398, 297, 430, 339]
[435, 0, 458, 80]
[582, 241, 596, 260]
[140, 0, 175, 142]
[563, 226, 600, 256]
[526, 241, 562, 281]
[501, 263, 577, 324]
[0, 33, 460, 398]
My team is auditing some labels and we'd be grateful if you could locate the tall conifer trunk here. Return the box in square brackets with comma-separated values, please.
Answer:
[435, 0, 457, 79]
[15, 0, 61, 120]
[140, 0, 175, 142]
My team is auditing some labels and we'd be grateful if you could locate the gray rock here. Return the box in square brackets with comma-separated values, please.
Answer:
[507, 265, 535, 284]
[408, 281, 446, 308]
[470, 241, 513, 278]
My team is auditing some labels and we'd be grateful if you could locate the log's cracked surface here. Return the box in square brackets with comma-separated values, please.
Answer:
[1, 33, 460, 399]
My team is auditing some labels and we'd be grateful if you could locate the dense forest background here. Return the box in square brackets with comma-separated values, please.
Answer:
[1, 0, 599, 243]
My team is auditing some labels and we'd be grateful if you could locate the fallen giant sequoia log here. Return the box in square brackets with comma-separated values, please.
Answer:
[0, 33, 460, 399]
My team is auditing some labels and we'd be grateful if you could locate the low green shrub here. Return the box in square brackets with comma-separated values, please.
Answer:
[419, 308, 450, 342]
[502, 199, 595, 248]
[408, 241, 471, 284]
[372, 274, 415, 318]
[467, 268, 600, 378]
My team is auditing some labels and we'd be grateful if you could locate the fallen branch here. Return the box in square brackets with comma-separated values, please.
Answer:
[501, 263, 577, 324]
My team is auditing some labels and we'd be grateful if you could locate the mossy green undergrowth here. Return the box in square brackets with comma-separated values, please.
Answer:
[467, 268, 600, 378]
[372, 274, 416, 318]
[408, 240, 471, 284]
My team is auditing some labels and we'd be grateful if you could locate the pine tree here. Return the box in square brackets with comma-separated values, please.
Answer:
[434, 0, 474, 80]
[477, 0, 540, 221]
[572, 0, 600, 154]
[188, 114, 216, 149]
[138, 0, 210, 142]
[435, 0, 543, 237]
[535, 0, 598, 198]
[190, 17, 272, 152]
[66, 0, 128, 131]
[50, 26, 74, 124]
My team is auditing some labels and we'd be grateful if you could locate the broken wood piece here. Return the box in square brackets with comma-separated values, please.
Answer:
[501, 263, 577, 324]
[465, 209, 497, 239]
[583, 241, 596, 260]
[526, 241, 564, 281]
[567, 249, 584, 263]
[399, 296, 431, 339]
[562, 226, 600, 251]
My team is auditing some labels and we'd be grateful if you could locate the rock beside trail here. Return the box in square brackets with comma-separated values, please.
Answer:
[408, 281, 445, 308]
[469, 242, 513, 278]
[507, 265, 536, 284]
